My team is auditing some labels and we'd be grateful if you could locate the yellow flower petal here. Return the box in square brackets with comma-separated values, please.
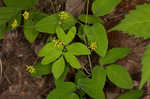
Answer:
[53, 40, 64, 48]
[89, 42, 97, 51]
[26, 65, 36, 73]
[11, 19, 18, 29]
[22, 11, 29, 20]
[59, 11, 69, 20]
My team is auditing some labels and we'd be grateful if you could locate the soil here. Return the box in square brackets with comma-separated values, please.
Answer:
[0, 0, 150, 99]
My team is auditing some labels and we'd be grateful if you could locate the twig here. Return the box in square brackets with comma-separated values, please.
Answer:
[0, 58, 2, 82]
[4, 71, 12, 84]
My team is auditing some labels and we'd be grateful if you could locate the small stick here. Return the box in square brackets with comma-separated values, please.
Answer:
[0, 58, 2, 82]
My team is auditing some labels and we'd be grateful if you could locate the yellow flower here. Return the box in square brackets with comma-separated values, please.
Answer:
[58, 41, 64, 47]
[59, 11, 69, 20]
[11, 19, 18, 29]
[89, 42, 97, 51]
[53, 40, 59, 46]
[22, 11, 29, 20]
[53, 40, 64, 48]
[26, 65, 36, 73]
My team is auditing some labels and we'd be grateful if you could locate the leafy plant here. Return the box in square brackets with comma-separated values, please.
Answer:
[47, 82, 79, 99]
[24, 10, 48, 43]
[92, 0, 121, 16]
[78, 66, 106, 99]
[38, 26, 90, 80]
[118, 90, 143, 99]
[111, 4, 150, 39]
[3, 0, 38, 9]
[35, 11, 76, 34]
[84, 23, 108, 57]
[76, 48, 132, 99]
[110, 4, 150, 90]
[139, 44, 150, 88]
[0, 0, 149, 98]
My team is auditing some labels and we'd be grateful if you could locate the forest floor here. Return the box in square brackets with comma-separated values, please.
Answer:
[0, 0, 150, 99]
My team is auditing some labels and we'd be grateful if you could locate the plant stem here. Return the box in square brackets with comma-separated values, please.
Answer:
[83, 0, 93, 72]
[82, 66, 91, 75]
[87, 54, 92, 71]
[0, 58, 2, 82]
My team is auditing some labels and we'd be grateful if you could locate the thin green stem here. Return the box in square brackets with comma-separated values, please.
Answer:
[83, 0, 93, 72]
[87, 54, 92, 71]
[82, 66, 91, 75]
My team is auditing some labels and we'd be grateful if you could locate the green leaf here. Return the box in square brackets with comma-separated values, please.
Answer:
[23, 11, 48, 43]
[78, 14, 104, 24]
[106, 64, 133, 89]
[56, 26, 76, 45]
[47, 92, 78, 99]
[119, 90, 143, 99]
[72, 93, 79, 99]
[77, 66, 106, 99]
[55, 66, 69, 86]
[38, 42, 62, 65]
[38, 43, 54, 57]
[60, 12, 77, 30]
[0, 32, 5, 40]
[56, 82, 76, 91]
[8, 11, 22, 30]
[52, 57, 65, 80]
[78, 24, 84, 41]
[76, 89, 86, 98]
[24, 19, 39, 43]
[64, 52, 81, 69]
[30, 10, 48, 23]
[41, 51, 62, 65]
[0, 23, 13, 40]
[38, 42, 62, 57]
[67, 43, 91, 55]
[75, 71, 87, 84]
[92, 0, 121, 16]
[47, 82, 77, 99]
[111, 4, 150, 39]
[84, 23, 108, 57]
[80, 97, 86, 99]
[0, 7, 19, 26]
[35, 11, 76, 34]
[64, 26, 76, 45]
[100, 48, 130, 66]
[3, 0, 38, 9]
[0, 25, 7, 39]
[78, 78, 105, 99]
[56, 26, 66, 43]
[30, 64, 51, 77]
[92, 66, 106, 89]
[140, 44, 150, 89]
[35, 14, 59, 34]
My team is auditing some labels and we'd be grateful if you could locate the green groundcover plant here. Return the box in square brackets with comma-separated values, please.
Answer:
[1, 0, 150, 98]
